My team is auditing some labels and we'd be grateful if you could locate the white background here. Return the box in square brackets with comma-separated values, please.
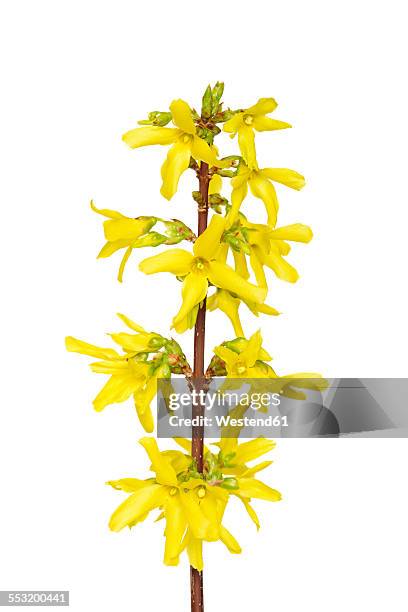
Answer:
[1, 1, 407, 610]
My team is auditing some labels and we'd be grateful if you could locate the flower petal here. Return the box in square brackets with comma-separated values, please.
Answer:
[170, 99, 195, 134]
[207, 261, 267, 304]
[233, 250, 250, 280]
[228, 181, 248, 226]
[97, 240, 130, 258]
[122, 126, 179, 148]
[139, 437, 178, 486]
[172, 273, 208, 327]
[234, 439, 276, 464]
[249, 249, 267, 288]
[242, 460, 273, 478]
[139, 249, 192, 276]
[243, 330, 263, 367]
[269, 223, 313, 243]
[103, 218, 150, 241]
[191, 136, 220, 166]
[116, 313, 146, 333]
[160, 141, 192, 200]
[93, 374, 138, 412]
[209, 173, 222, 194]
[107, 478, 152, 492]
[252, 117, 292, 132]
[213, 345, 239, 370]
[238, 126, 257, 169]
[109, 484, 167, 531]
[245, 97, 278, 115]
[262, 246, 299, 283]
[109, 332, 155, 352]
[223, 113, 244, 134]
[117, 246, 132, 282]
[163, 494, 187, 566]
[172, 305, 199, 334]
[187, 534, 203, 571]
[261, 168, 305, 190]
[65, 336, 119, 360]
[90, 200, 126, 219]
[237, 496, 260, 530]
[209, 290, 244, 337]
[135, 400, 154, 433]
[219, 526, 241, 554]
[249, 174, 279, 226]
[179, 491, 212, 540]
[194, 214, 226, 259]
[237, 477, 282, 502]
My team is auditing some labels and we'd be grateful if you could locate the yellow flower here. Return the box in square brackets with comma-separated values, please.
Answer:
[139, 215, 267, 329]
[223, 98, 291, 168]
[91, 201, 157, 282]
[242, 219, 313, 285]
[213, 331, 327, 399]
[207, 289, 279, 337]
[214, 330, 272, 379]
[228, 164, 306, 227]
[108, 436, 281, 569]
[123, 99, 224, 200]
[65, 314, 174, 432]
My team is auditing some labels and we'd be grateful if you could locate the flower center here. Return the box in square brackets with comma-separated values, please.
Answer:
[197, 486, 206, 499]
[235, 362, 247, 375]
[169, 487, 178, 496]
[191, 257, 208, 275]
[243, 114, 254, 125]
[182, 134, 192, 144]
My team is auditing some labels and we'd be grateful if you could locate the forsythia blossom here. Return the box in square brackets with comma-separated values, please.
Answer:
[228, 163, 306, 227]
[139, 214, 267, 329]
[123, 99, 225, 200]
[108, 437, 281, 570]
[223, 98, 291, 169]
[66, 314, 187, 432]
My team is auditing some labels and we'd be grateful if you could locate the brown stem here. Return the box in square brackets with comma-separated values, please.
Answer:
[190, 161, 210, 612]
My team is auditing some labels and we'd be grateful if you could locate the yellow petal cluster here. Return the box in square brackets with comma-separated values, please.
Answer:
[139, 215, 267, 329]
[108, 437, 281, 569]
[228, 164, 306, 227]
[65, 314, 179, 432]
[123, 100, 224, 200]
[223, 98, 291, 169]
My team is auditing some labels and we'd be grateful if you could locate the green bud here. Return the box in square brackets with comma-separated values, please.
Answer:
[226, 235, 241, 251]
[159, 363, 172, 378]
[192, 191, 204, 205]
[163, 219, 195, 244]
[254, 360, 270, 375]
[148, 335, 166, 349]
[132, 232, 167, 248]
[223, 338, 246, 354]
[132, 352, 148, 362]
[206, 355, 227, 377]
[136, 216, 158, 233]
[217, 169, 236, 178]
[221, 477, 239, 491]
[138, 111, 172, 127]
[213, 109, 235, 123]
[222, 452, 237, 467]
[196, 126, 214, 144]
[164, 338, 184, 356]
[201, 84, 213, 119]
[211, 81, 224, 114]
[209, 193, 228, 207]
[204, 451, 218, 471]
